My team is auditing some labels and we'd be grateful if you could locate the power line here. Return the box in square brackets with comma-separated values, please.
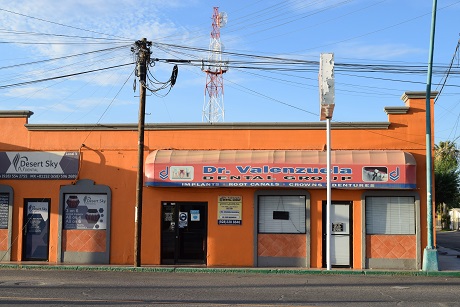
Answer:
[435, 40, 460, 103]
[0, 63, 133, 89]
[0, 45, 129, 70]
[0, 28, 131, 43]
[152, 41, 459, 73]
[0, 8, 132, 41]
[2, 52, 459, 91]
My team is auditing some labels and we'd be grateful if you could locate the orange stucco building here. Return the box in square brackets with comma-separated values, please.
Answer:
[0, 91, 436, 270]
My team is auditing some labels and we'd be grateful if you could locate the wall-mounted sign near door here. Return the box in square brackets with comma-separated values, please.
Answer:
[217, 196, 242, 225]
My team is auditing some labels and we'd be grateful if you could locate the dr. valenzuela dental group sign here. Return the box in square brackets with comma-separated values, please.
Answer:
[147, 162, 416, 189]
[0, 151, 79, 179]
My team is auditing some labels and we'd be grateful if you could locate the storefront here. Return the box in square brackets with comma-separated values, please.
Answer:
[143, 149, 420, 269]
[0, 91, 435, 270]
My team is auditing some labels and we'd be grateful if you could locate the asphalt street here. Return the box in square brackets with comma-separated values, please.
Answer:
[436, 230, 460, 251]
[0, 269, 459, 306]
[0, 232, 459, 307]
[0, 230, 458, 306]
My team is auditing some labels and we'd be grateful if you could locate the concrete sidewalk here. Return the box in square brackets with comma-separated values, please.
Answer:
[1, 247, 459, 277]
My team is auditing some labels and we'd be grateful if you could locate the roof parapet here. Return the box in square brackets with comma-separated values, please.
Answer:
[401, 91, 438, 103]
[384, 106, 410, 115]
[0, 110, 34, 118]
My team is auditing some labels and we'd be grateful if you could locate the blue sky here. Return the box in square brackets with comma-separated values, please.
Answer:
[1, 0, 459, 143]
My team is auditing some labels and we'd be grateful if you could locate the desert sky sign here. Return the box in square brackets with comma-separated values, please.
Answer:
[0, 151, 79, 180]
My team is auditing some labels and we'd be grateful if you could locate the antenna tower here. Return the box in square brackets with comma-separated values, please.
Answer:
[202, 7, 228, 123]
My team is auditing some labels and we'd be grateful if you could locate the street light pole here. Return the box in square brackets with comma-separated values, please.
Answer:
[326, 113, 332, 271]
[422, 0, 439, 272]
[319, 53, 335, 271]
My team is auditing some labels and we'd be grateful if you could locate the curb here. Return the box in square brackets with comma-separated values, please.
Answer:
[1, 264, 460, 277]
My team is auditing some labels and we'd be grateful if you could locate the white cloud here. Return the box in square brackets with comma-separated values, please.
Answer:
[334, 42, 424, 60]
[288, 0, 352, 12]
[3, 86, 70, 100]
[1, 0, 198, 58]
[0, 1, 203, 97]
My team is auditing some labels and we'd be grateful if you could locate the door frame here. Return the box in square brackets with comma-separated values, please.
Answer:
[322, 201, 353, 268]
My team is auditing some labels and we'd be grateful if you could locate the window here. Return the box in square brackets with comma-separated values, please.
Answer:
[366, 196, 415, 234]
[258, 195, 306, 234]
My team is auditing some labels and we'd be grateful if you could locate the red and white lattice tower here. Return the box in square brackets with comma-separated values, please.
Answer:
[202, 7, 228, 123]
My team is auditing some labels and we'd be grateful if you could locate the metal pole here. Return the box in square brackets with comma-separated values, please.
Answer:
[422, 0, 439, 271]
[319, 53, 334, 271]
[326, 117, 332, 270]
[134, 38, 149, 267]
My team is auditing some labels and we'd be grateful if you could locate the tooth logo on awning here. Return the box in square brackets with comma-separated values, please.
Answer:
[389, 167, 400, 181]
[159, 167, 169, 180]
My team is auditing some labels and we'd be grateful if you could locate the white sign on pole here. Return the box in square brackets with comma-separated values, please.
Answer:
[319, 53, 335, 121]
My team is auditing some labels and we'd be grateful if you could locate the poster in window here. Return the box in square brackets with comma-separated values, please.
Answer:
[64, 194, 107, 230]
[0, 193, 9, 229]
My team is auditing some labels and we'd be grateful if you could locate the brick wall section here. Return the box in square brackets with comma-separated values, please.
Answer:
[258, 234, 306, 258]
[62, 230, 106, 253]
[366, 235, 416, 259]
[0, 229, 7, 250]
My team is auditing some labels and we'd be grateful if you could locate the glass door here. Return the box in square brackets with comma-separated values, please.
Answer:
[23, 198, 50, 261]
[161, 202, 207, 265]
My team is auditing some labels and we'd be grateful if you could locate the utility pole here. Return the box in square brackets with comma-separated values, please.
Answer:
[133, 38, 151, 267]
